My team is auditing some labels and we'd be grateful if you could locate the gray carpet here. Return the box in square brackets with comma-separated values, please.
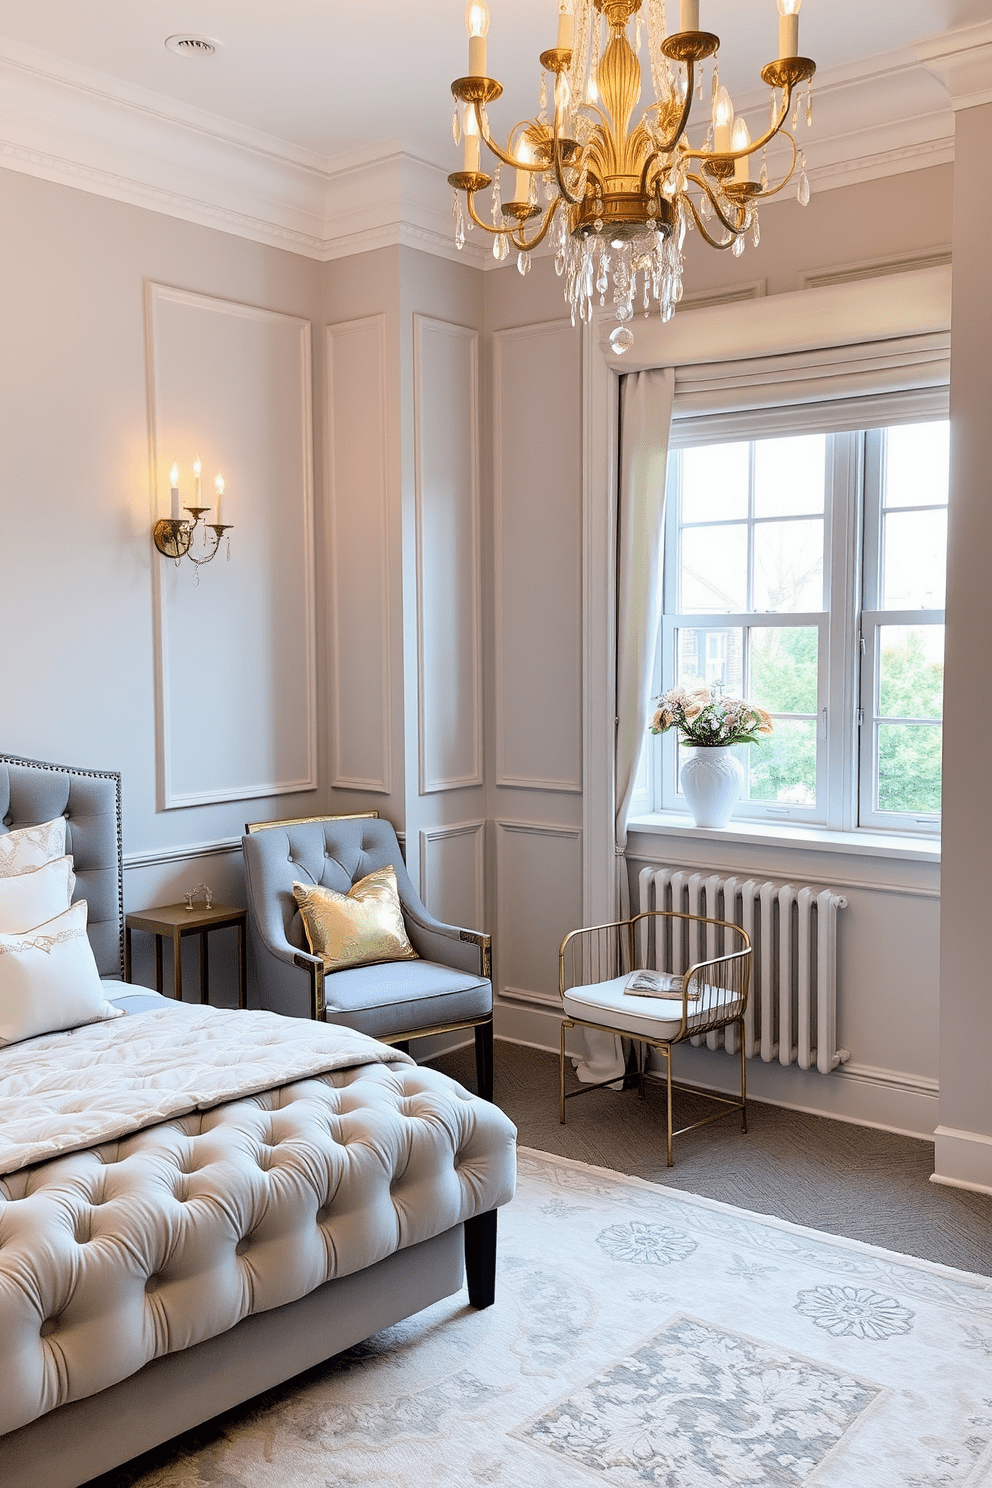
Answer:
[430, 1039, 992, 1277]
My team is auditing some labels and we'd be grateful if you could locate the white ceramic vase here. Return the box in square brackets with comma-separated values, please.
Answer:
[680, 745, 744, 829]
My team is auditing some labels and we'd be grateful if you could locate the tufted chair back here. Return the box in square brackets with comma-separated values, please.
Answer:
[0, 755, 123, 978]
[244, 816, 431, 960]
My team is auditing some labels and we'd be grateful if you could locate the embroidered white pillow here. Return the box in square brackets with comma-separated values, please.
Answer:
[0, 900, 124, 1047]
[0, 817, 67, 879]
[0, 856, 74, 935]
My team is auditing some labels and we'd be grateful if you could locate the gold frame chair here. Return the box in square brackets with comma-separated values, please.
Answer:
[558, 909, 752, 1167]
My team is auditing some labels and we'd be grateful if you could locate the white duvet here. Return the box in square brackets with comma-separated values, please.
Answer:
[0, 1001, 412, 1175]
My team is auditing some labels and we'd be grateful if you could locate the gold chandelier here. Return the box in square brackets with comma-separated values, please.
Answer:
[448, 0, 815, 353]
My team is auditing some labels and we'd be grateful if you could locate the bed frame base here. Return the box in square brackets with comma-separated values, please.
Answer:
[1, 1221, 490, 1488]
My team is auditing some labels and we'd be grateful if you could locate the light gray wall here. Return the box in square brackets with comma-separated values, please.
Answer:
[935, 102, 992, 1186]
[0, 170, 327, 954]
[481, 167, 953, 1137]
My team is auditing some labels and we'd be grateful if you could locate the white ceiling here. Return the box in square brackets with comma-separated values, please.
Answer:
[0, 0, 982, 163]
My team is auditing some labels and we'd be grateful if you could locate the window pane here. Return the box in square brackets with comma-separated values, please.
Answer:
[747, 721, 817, 805]
[753, 435, 826, 517]
[680, 524, 747, 612]
[749, 627, 818, 715]
[882, 509, 947, 609]
[884, 422, 950, 509]
[877, 723, 942, 814]
[676, 627, 744, 692]
[681, 442, 749, 522]
[753, 519, 824, 612]
[878, 625, 943, 721]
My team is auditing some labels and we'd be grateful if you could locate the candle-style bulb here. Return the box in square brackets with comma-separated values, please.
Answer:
[465, 1, 490, 37]
[713, 84, 734, 152]
[732, 117, 751, 182]
[463, 104, 481, 172]
[465, 1, 490, 77]
[192, 456, 202, 478]
[777, 0, 801, 57]
[215, 474, 225, 496]
[169, 462, 180, 487]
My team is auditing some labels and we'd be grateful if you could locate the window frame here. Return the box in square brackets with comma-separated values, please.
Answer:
[643, 419, 946, 838]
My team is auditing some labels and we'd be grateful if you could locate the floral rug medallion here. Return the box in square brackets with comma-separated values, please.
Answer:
[123, 1148, 992, 1488]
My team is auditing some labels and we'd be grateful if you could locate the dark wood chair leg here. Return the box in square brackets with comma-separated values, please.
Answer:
[474, 1019, 494, 1102]
[464, 1209, 497, 1309]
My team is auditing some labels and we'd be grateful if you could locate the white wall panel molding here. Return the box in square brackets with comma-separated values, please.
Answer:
[494, 820, 582, 1007]
[413, 317, 483, 794]
[796, 247, 953, 291]
[326, 315, 393, 794]
[494, 320, 582, 794]
[124, 838, 242, 870]
[148, 284, 317, 811]
[0, 36, 954, 264]
[419, 820, 486, 932]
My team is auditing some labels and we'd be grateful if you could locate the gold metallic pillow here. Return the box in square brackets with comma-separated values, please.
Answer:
[293, 865, 419, 973]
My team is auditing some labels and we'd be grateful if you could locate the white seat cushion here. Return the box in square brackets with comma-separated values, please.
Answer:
[562, 973, 739, 1041]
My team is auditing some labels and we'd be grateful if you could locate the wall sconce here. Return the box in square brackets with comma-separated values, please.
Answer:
[152, 459, 233, 573]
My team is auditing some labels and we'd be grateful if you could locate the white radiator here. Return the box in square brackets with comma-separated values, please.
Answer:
[637, 867, 850, 1074]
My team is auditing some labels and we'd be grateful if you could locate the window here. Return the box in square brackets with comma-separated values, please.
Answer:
[646, 418, 948, 835]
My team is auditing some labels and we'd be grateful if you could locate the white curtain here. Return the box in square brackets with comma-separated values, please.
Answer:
[572, 365, 676, 1086]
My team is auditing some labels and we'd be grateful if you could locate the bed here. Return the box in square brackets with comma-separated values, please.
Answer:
[0, 754, 517, 1488]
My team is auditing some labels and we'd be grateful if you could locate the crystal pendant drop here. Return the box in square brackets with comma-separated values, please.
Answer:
[497, 233, 509, 261]
[770, 90, 778, 131]
[517, 250, 531, 276]
[454, 200, 466, 251]
[760, 148, 769, 191]
[540, 70, 547, 114]
[797, 150, 810, 206]
[609, 324, 634, 355]
[806, 88, 813, 127]
[452, 104, 461, 146]
[697, 63, 704, 102]
[791, 93, 800, 130]
[751, 212, 760, 248]
[732, 234, 745, 257]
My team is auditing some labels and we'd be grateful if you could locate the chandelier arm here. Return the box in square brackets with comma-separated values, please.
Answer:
[550, 129, 584, 206]
[753, 133, 799, 200]
[683, 193, 738, 250]
[472, 103, 544, 174]
[652, 63, 697, 155]
[682, 84, 796, 168]
[463, 191, 517, 237]
[510, 200, 562, 252]
[685, 174, 745, 238]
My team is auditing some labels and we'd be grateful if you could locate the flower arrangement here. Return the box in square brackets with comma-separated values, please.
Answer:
[649, 684, 774, 748]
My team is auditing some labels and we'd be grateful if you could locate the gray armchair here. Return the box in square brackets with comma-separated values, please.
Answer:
[242, 814, 494, 1100]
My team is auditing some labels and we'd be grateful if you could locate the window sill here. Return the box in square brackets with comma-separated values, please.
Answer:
[627, 812, 940, 864]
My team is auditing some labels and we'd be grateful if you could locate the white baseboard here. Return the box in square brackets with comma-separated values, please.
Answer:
[931, 1126, 992, 1195]
[495, 999, 940, 1142]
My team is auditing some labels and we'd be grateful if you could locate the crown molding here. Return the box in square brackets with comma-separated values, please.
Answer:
[917, 22, 992, 110]
[0, 31, 964, 265]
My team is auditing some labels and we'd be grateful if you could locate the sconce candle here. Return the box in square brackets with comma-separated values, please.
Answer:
[777, 0, 801, 59]
[732, 118, 751, 182]
[713, 86, 734, 153]
[556, 0, 573, 50]
[679, 0, 699, 32]
[169, 461, 180, 519]
[465, 1, 490, 78]
[214, 474, 225, 527]
[463, 106, 481, 172]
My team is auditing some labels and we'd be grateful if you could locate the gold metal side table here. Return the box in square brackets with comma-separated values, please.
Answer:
[124, 903, 248, 1009]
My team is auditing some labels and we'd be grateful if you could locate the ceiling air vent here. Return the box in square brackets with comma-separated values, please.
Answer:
[165, 35, 221, 58]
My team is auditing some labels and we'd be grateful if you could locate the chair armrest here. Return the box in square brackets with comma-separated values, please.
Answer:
[293, 949, 326, 1020]
[402, 904, 491, 979]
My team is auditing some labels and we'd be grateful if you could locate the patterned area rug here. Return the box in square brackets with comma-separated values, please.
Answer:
[128, 1148, 992, 1488]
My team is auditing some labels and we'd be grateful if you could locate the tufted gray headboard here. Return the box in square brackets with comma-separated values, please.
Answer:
[0, 755, 124, 979]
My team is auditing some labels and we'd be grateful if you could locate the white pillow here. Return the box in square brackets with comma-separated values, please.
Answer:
[0, 817, 67, 879]
[0, 856, 74, 935]
[0, 900, 125, 1047]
